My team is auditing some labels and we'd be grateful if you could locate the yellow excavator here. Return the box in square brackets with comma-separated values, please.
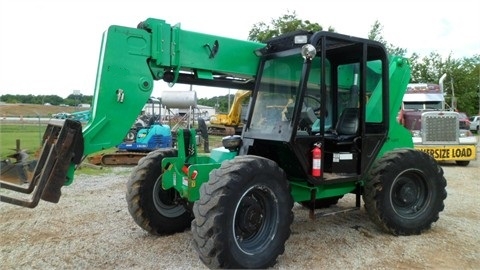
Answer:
[207, 89, 251, 135]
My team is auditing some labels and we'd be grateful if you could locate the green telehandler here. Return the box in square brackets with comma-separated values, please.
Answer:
[0, 18, 446, 269]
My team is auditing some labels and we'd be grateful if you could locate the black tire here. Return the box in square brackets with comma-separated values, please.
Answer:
[300, 195, 343, 209]
[455, 160, 470, 166]
[126, 148, 193, 235]
[363, 148, 447, 236]
[192, 155, 294, 269]
[197, 117, 209, 153]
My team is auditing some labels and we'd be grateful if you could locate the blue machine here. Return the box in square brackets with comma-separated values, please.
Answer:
[117, 123, 172, 151]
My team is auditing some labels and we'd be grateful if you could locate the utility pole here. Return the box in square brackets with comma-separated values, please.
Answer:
[228, 89, 231, 112]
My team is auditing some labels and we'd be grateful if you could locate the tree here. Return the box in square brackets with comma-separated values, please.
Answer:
[409, 52, 480, 114]
[409, 51, 450, 84]
[248, 10, 332, 43]
[368, 20, 407, 57]
[198, 95, 231, 113]
[367, 20, 479, 115]
[0, 94, 19, 103]
[0, 94, 93, 106]
[446, 55, 480, 114]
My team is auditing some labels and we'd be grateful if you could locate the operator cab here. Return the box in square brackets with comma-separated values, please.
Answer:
[241, 31, 390, 185]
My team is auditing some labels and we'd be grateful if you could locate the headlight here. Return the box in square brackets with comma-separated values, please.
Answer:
[301, 44, 316, 60]
[294, 35, 308, 44]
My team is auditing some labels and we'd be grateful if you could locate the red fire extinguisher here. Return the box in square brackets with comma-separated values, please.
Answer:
[312, 143, 322, 177]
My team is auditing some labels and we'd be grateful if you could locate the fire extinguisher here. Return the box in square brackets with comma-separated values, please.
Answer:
[312, 143, 322, 177]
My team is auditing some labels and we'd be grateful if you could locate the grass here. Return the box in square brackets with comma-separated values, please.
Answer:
[0, 123, 46, 159]
[1, 122, 228, 183]
[1, 121, 225, 160]
[0, 123, 119, 176]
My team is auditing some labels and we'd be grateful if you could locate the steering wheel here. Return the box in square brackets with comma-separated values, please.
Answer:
[304, 95, 322, 116]
[295, 95, 321, 133]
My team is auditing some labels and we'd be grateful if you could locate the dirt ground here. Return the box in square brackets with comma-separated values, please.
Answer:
[1, 157, 479, 269]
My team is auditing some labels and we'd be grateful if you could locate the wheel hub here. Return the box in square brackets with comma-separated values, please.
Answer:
[237, 196, 264, 236]
[398, 182, 418, 205]
[392, 174, 428, 217]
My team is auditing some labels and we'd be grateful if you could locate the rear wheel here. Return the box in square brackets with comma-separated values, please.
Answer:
[363, 149, 447, 235]
[192, 155, 293, 269]
[126, 149, 193, 235]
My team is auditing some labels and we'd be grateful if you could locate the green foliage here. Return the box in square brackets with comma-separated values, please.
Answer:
[197, 92, 251, 114]
[65, 93, 92, 105]
[248, 10, 330, 43]
[0, 94, 92, 106]
[198, 94, 236, 113]
[410, 53, 480, 115]
[368, 20, 407, 56]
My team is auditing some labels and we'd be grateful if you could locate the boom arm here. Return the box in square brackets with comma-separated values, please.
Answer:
[84, 18, 264, 156]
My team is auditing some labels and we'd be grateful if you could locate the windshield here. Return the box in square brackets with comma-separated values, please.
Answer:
[245, 51, 330, 141]
[244, 49, 369, 142]
[245, 54, 304, 141]
[403, 101, 443, 110]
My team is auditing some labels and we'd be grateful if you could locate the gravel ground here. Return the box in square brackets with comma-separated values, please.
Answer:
[1, 156, 479, 269]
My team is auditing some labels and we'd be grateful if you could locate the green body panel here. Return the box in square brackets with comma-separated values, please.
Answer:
[370, 56, 413, 158]
[82, 26, 155, 156]
[142, 18, 264, 84]
[171, 28, 264, 79]
[290, 181, 357, 202]
[209, 147, 238, 162]
[161, 157, 222, 202]
[161, 129, 238, 201]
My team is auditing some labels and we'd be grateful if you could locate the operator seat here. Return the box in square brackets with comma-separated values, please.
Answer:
[325, 108, 359, 145]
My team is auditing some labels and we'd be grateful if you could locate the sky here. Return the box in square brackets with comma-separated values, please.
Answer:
[0, 0, 478, 99]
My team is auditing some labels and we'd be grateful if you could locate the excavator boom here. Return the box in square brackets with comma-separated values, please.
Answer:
[208, 90, 251, 135]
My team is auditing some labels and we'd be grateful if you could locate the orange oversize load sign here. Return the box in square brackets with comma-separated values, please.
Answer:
[415, 145, 477, 161]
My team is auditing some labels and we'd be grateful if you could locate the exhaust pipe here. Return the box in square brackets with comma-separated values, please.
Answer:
[439, 73, 447, 110]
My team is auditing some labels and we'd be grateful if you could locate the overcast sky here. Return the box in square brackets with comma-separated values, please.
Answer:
[0, 0, 478, 99]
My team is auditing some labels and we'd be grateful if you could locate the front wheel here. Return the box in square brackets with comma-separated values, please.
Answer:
[126, 149, 193, 235]
[192, 155, 293, 269]
[363, 148, 447, 235]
